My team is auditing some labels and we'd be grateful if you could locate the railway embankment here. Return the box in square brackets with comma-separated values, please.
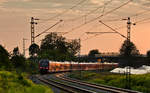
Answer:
[0, 71, 53, 93]
[68, 71, 150, 93]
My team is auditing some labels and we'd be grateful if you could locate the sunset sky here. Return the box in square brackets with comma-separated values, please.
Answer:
[0, 0, 150, 56]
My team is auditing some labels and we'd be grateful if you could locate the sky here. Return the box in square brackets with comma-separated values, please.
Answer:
[0, 0, 150, 56]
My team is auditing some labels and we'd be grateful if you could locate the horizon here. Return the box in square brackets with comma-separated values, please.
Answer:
[0, 0, 150, 56]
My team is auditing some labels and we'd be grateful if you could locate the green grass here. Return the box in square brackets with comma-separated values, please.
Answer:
[0, 71, 53, 93]
[69, 71, 150, 93]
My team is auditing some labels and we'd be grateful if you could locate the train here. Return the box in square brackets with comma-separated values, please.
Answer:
[39, 59, 118, 74]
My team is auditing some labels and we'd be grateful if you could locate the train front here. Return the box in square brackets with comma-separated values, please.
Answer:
[39, 59, 49, 74]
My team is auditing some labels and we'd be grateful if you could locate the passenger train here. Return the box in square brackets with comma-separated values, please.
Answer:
[39, 59, 118, 74]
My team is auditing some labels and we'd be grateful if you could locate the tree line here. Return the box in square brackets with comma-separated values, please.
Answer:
[0, 32, 81, 72]
[1, 32, 150, 72]
[29, 32, 80, 61]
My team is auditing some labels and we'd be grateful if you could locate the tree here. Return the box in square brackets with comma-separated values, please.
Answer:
[0, 45, 12, 70]
[13, 47, 19, 56]
[40, 33, 66, 51]
[39, 33, 80, 61]
[119, 40, 140, 57]
[29, 43, 39, 56]
[147, 50, 150, 58]
[88, 49, 100, 57]
[11, 55, 26, 70]
[67, 39, 80, 55]
[11, 47, 27, 72]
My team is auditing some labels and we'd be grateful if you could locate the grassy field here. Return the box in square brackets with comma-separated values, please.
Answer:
[69, 71, 150, 93]
[0, 71, 53, 93]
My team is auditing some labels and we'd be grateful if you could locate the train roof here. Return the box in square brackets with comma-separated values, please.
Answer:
[49, 61, 118, 64]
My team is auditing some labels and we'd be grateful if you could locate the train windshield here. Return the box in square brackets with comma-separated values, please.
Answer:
[39, 60, 49, 67]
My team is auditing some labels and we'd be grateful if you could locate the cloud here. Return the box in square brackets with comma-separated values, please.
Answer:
[0, 0, 150, 19]
[142, 0, 150, 7]
[0, 0, 8, 4]
[0, 0, 66, 10]
[26, 0, 52, 2]
[90, 0, 110, 6]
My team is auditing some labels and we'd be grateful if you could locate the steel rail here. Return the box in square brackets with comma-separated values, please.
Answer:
[56, 73, 141, 93]
[37, 76, 75, 93]
[37, 75, 96, 93]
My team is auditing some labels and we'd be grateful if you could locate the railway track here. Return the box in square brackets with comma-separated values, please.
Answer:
[55, 73, 141, 93]
[36, 75, 96, 93]
[36, 73, 141, 93]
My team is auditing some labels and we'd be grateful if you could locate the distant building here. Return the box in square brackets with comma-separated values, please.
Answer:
[95, 52, 120, 57]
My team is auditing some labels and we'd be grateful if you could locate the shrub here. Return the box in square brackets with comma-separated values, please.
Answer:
[69, 71, 150, 93]
[0, 71, 53, 93]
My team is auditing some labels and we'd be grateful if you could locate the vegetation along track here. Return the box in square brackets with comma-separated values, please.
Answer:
[36, 75, 96, 93]
[55, 73, 141, 93]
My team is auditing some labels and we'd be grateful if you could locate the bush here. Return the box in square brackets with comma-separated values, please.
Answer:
[0, 71, 53, 93]
[69, 71, 150, 93]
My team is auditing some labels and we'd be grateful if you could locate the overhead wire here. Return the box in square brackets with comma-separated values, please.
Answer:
[33, 0, 89, 45]
[99, 21, 126, 38]
[137, 20, 150, 25]
[65, 0, 113, 22]
[39, 0, 87, 23]
[130, 9, 150, 18]
[36, 0, 150, 45]
[101, 8, 150, 23]
[35, 20, 63, 38]
[39, 0, 150, 50]
[82, 34, 99, 41]
[81, 1, 150, 42]
[82, 23, 129, 42]
[98, 10, 150, 32]
[63, 0, 133, 36]
[82, 32, 116, 41]
[84, 10, 150, 42]
[134, 17, 150, 24]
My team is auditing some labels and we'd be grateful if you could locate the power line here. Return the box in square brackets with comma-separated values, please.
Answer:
[86, 32, 117, 34]
[96, 15, 149, 31]
[63, 0, 133, 36]
[39, 0, 87, 23]
[34, 20, 63, 38]
[66, 0, 113, 22]
[134, 17, 150, 24]
[83, 32, 117, 41]
[85, 17, 136, 42]
[101, 8, 150, 23]
[82, 34, 100, 41]
[80, 24, 127, 42]
[99, 20, 127, 39]
[130, 9, 150, 18]
[36, 32, 67, 44]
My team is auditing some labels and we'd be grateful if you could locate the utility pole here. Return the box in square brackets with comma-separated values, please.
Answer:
[78, 38, 81, 79]
[30, 17, 39, 44]
[99, 19, 135, 56]
[126, 17, 131, 89]
[127, 17, 131, 42]
[23, 38, 28, 56]
[99, 19, 135, 89]
[78, 38, 81, 57]
[123, 17, 136, 44]
[123, 17, 135, 89]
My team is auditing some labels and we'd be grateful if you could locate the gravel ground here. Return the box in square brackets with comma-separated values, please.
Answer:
[29, 75, 68, 93]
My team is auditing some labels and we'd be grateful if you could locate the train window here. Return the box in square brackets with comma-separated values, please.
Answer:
[40, 60, 49, 67]
[40, 62, 48, 67]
